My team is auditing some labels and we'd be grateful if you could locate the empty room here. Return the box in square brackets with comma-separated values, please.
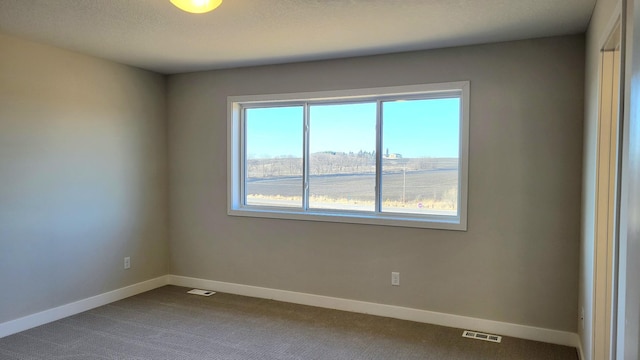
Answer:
[1, 0, 639, 359]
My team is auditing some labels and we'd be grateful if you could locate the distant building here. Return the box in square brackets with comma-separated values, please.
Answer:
[383, 153, 403, 159]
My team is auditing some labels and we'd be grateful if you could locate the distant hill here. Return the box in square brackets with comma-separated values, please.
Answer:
[247, 152, 457, 179]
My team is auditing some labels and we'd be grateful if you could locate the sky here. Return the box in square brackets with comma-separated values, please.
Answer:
[245, 97, 460, 159]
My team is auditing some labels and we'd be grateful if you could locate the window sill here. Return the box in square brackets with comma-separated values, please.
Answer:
[228, 207, 467, 231]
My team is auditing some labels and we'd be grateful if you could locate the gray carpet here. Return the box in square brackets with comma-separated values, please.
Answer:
[0, 286, 578, 359]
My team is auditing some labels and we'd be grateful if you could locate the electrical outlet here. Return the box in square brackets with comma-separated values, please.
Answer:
[391, 272, 400, 286]
[124, 257, 130, 269]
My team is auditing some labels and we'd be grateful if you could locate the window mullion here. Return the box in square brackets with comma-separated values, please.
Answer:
[375, 100, 383, 213]
[303, 102, 310, 210]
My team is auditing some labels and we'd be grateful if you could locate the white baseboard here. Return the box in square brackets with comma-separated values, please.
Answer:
[577, 336, 585, 360]
[168, 275, 580, 349]
[0, 276, 169, 338]
[1, 274, 581, 351]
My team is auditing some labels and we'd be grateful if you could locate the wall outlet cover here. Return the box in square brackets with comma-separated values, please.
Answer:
[391, 272, 400, 286]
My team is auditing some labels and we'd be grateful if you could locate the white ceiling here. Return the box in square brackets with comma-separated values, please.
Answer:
[0, 0, 596, 74]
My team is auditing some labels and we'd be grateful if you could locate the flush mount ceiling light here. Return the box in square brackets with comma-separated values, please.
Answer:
[170, 0, 222, 14]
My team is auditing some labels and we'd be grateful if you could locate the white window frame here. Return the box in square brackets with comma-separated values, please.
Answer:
[228, 82, 469, 230]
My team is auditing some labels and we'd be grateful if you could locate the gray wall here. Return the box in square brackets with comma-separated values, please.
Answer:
[0, 33, 169, 323]
[168, 35, 584, 332]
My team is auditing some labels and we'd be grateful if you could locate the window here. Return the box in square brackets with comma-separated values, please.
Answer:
[228, 82, 469, 230]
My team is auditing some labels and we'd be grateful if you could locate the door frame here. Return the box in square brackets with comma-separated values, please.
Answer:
[593, 10, 624, 360]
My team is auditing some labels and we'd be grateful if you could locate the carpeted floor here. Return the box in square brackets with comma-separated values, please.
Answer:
[0, 285, 578, 359]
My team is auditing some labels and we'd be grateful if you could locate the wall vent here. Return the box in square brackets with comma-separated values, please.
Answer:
[462, 330, 502, 343]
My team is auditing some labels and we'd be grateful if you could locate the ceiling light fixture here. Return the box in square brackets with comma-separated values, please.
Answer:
[170, 0, 222, 14]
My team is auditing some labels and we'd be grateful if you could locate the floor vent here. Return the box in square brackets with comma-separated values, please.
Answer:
[187, 289, 216, 297]
[462, 330, 502, 343]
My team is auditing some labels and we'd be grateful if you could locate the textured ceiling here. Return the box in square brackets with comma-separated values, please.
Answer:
[0, 0, 596, 74]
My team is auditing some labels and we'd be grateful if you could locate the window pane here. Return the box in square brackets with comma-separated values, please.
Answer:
[245, 106, 303, 208]
[381, 98, 460, 216]
[308, 103, 376, 211]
